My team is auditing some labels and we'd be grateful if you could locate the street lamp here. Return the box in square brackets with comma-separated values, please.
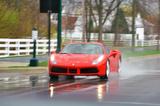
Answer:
[29, 27, 39, 66]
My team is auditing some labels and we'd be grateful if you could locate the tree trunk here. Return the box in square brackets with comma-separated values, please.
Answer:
[82, 0, 86, 42]
[132, 0, 136, 48]
[157, 0, 160, 51]
[85, 0, 88, 41]
[98, 0, 103, 42]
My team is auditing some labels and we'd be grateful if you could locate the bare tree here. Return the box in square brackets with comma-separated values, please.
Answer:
[131, 0, 136, 47]
[157, 0, 160, 50]
[85, 0, 123, 42]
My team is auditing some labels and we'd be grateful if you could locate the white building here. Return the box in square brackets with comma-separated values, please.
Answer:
[135, 14, 144, 40]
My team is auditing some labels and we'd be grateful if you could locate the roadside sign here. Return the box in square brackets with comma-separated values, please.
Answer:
[40, 0, 59, 13]
[32, 29, 38, 40]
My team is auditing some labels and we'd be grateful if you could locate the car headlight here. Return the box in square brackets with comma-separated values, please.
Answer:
[50, 54, 57, 64]
[92, 55, 104, 65]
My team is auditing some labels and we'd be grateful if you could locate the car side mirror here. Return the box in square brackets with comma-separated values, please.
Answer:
[109, 50, 117, 57]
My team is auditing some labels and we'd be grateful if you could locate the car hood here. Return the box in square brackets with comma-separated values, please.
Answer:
[54, 54, 100, 65]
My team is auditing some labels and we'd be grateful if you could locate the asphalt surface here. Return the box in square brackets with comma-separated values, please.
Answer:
[0, 56, 160, 106]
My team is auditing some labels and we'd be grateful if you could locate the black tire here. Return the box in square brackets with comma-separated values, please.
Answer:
[66, 75, 75, 80]
[100, 60, 110, 80]
[118, 59, 121, 72]
[50, 75, 59, 81]
[117, 56, 122, 72]
[100, 75, 108, 80]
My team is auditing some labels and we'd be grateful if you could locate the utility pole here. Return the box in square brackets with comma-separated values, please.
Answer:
[48, 10, 51, 55]
[47, 0, 52, 56]
[132, 0, 136, 48]
[56, 0, 62, 53]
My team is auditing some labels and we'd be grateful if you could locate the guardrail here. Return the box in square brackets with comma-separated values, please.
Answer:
[0, 39, 57, 58]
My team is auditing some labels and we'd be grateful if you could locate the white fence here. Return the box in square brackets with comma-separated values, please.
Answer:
[0, 39, 57, 58]
[0, 38, 159, 58]
[134, 40, 158, 47]
[108, 40, 159, 47]
[65, 38, 159, 47]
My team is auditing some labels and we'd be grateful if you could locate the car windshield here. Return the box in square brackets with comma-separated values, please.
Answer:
[61, 44, 103, 54]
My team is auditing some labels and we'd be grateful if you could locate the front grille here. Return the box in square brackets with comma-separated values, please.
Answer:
[80, 68, 98, 74]
[52, 67, 67, 73]
[69, 69, 77, 73]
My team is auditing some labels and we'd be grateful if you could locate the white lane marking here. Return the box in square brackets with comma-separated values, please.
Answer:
[101, 101, 160, 106]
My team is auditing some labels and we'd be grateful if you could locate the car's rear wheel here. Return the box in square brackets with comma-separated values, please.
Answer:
[100, 61, 110, 80]
[118, 59, 121, 72]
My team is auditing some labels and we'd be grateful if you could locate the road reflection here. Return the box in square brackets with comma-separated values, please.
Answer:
[29, 76, 38, 87]
[97, 82, 107, 101]
[49, 83, 55, 98]
[96, 78, 119, 101]
[49, 77, 119, 101]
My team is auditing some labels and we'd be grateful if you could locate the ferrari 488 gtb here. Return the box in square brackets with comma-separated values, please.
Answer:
[49, 42, 121, 80]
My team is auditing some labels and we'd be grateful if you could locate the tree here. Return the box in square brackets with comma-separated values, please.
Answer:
[111, 8, 129, 33]
[85, 0, 123, 42]
[157, 0, 160, 50]
[111, 8, 129, 46]
[0, 0, 19, 37]
[0, 0, 57, 38]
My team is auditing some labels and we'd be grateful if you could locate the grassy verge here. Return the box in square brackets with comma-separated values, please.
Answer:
[0, 54, 46, 59]
[39, 61, 48, 67]
[123, 50, 160, 58]
[0, 64, 47, 73]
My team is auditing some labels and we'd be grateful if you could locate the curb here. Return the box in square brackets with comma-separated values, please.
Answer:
[0, 66, 48, 83]
[0, 73, 49, 83]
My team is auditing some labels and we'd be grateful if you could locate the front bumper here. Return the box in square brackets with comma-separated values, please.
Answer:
[49, 62, 106, 76]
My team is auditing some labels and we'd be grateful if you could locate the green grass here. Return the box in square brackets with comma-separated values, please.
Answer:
[9, 66, 28, 68]
[39, 61, 48, 67]
[0, 54, 45, 59]
[123, 50, 160, 58]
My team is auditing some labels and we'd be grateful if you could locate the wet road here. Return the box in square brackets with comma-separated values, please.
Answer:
[0, 57, 160, 106]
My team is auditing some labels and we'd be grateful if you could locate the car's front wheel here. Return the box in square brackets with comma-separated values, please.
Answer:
[50, 75, 59, 81]
[100, 61, 110, 80]
[66, 75, 75, 80]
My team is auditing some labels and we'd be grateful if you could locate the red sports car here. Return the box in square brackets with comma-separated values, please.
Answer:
[48, 42, 121, 80]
